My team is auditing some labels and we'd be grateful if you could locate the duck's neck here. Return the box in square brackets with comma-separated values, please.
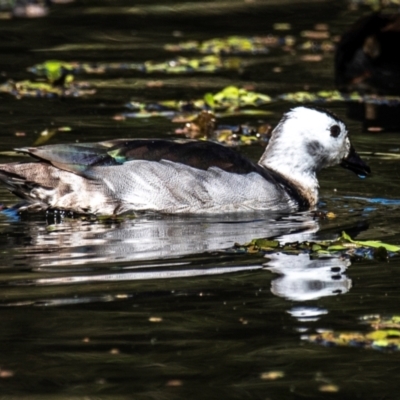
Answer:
[259, 144, 320, 207]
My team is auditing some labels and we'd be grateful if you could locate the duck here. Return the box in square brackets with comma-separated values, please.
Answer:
[335, 12, 400, 94]
[0, 106, 370, 216]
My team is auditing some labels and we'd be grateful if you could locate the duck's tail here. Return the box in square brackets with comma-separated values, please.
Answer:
[0, 162, 117, 215]
[0, 163, 51, 210]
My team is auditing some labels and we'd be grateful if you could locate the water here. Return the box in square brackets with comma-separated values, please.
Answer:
[1, 1, 400, 398]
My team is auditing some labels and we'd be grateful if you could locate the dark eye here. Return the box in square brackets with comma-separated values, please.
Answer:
[330, 125, 341, 138]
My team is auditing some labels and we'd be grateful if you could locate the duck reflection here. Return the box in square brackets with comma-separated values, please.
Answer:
[265, 253, 351, 301]
[0, 210, 353, 303]
[15, 212, 319, 266]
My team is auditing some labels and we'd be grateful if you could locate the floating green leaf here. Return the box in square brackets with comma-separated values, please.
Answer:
[29, 60, 75, 84]
[204, 92, 215, 108]
[340, 231, 400, 252]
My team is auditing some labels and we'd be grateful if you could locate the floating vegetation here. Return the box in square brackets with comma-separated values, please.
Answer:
[28, 60, 75, 84]
[174, 111, 272, 146]
[304, 315, 400, 352]
[203, 85, 272, 109]
[231, 231, 400, 260]
[28, 56, 242, 77]
[0, 79, 94, 98]
[139, 55, 242, 74]
[8, 56, 243, 100]
[122, 86, 273, 119]
[165, 35, 335, 54]
[165, 36, 274, 54]
[120, 86, 400, 121]
[278, 90, 362, 103]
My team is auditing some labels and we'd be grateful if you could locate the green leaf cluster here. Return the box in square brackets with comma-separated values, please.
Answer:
[125, 86, 272, 119]
[233, 231, 400, 259]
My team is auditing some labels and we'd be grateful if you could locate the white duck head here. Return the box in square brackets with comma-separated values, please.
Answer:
[259, 106, 370, 204]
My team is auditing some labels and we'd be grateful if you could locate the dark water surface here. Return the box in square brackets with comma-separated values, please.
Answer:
[1, 1, 400, 398]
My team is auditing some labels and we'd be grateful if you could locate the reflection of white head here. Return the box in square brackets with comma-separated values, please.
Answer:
[264, 252, 352, 301]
